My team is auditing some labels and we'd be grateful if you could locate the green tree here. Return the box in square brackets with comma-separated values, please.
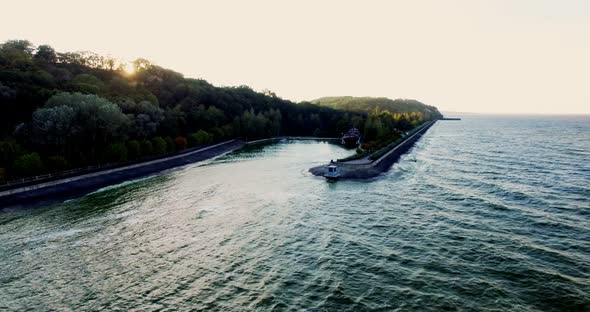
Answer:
[127, 140, 140, 160]
[0, 39, 442, 173]
[119, 100, 164, 138]
[0, 40, 34, 68]
[41, 92, 129, 161]
[31, 70, 56, 88]
[189, 130, 210, 146]
[151, 136, 167, 155]
[1, 40, 35, 55]
[140, 140, 153, 156]
[164, 137, 175, 153]
[34, 45, 57, 63]
[364, 115, 384, 142]
[104, 143, 127, 163]
[69, 74, 105, 94]
[46, 156, 69, 172]
[209, 127, 224, 142]
[13, 152, 44, 176]
[221, 123, 234, 138]
[31, 104, 75, 150]
[0, 141, 24, 169]
[109, 76, 134, 95]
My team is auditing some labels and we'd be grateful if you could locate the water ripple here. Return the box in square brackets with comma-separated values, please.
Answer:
[1, 116, 589, 311]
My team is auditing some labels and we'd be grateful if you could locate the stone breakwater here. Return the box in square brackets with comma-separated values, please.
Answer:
[309, 120, 438, 179]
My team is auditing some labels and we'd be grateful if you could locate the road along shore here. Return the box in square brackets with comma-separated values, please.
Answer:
[0, 140, 245, 207]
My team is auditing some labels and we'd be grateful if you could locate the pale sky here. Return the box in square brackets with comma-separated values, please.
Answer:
[2, 0, 589, 114]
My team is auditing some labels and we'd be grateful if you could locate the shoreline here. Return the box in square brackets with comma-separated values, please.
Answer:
[0, 127, 438, 207]
[0, 137, 343, 208]
[0, 140, 245, 207]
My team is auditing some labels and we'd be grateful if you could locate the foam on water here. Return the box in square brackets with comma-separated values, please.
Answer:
[0, 116, 589, 311]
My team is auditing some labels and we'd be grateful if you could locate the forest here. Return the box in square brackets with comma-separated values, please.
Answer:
[314, 96, 442, 154]
[0, 40, 441, 181]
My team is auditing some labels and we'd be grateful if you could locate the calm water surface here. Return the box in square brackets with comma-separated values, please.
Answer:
[1, 116, 589, 311]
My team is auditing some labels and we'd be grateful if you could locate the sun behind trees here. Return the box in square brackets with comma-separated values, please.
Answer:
[0, 40, 441, 181]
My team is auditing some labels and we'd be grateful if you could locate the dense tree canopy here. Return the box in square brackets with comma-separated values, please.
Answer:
[312, 96, 441, 118]
[0, 40, 441, 180]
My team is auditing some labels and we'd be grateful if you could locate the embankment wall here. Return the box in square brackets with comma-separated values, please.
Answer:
[0, 140, 244, 206]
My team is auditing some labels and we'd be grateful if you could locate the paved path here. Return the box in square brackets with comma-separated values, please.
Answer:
[341, 157, 372, 165]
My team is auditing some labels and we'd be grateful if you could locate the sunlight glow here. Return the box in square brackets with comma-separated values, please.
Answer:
[1, 0, 589, 114]
[123, 63, 135, 75]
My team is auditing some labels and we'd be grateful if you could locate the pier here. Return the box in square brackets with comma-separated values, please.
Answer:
[309, 120, 438, 179]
